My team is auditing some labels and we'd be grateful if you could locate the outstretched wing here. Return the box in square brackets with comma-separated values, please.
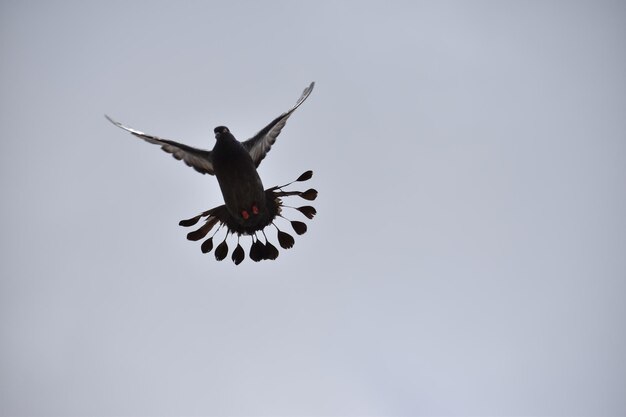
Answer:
[105, 115, 215, 175]
[242, 82, 315, 167]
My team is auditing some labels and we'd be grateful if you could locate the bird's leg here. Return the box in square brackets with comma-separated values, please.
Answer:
[241, 203, 258, 220]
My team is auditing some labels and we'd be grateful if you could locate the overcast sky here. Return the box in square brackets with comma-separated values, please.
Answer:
[1, 1, 625, 415]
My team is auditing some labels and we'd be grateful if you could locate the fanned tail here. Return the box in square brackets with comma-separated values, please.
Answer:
[179, 170, 318, 264]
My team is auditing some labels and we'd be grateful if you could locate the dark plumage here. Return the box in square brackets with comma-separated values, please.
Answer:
[106, 82, 317, 264]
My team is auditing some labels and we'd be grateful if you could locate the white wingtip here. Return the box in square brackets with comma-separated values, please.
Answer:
[104, 114, 120, 126]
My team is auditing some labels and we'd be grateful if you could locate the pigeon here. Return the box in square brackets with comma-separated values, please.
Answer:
[106, 82, 317, 264]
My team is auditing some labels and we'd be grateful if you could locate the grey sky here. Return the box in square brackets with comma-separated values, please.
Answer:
[1, 1, 625, 415]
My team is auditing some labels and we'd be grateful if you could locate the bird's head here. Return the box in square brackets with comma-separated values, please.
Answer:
[214, 126, 230, 139]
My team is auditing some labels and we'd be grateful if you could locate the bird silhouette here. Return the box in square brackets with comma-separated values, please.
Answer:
[106, 82, 317, 264]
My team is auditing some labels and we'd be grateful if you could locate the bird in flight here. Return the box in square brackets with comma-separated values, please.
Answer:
[106, 82, 317, 264]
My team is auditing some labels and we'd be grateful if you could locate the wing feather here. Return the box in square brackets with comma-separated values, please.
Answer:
[105, 115, 215, 175]
[242, 82, 314, 167]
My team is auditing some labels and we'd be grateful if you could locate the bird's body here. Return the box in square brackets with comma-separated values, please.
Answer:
[106, 82, 317, 263]
[211, 127, 267, 227]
